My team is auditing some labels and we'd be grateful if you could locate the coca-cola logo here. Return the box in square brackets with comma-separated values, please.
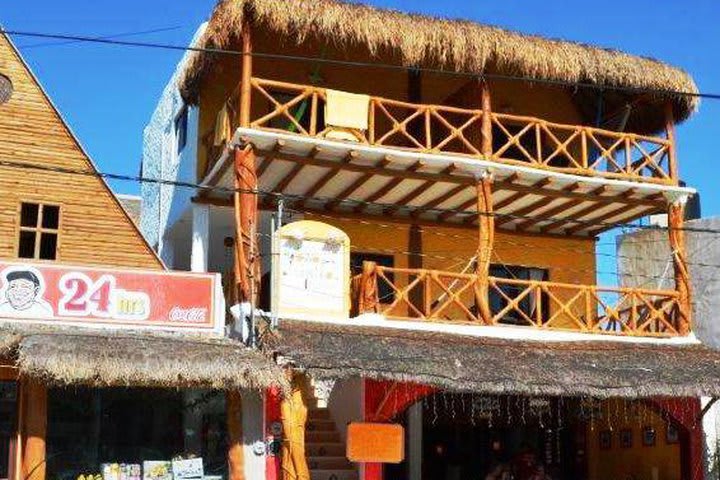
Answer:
[169, 307, 208, 323]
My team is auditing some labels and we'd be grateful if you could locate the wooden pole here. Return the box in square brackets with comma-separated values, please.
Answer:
[476, 79, 494, 323]
[239, 17, 253, 128]
[664, 101, 679, 183]
[226, 391, 245, 480]
[475, 174, 495, 324]
[234, 145, 259, 304]
[280, 373, 310, 480]
[21, 378, 46, 480]
[668, 201, 692, 335]
[359, 261, 379, 314]
[480, 79, 492, 159]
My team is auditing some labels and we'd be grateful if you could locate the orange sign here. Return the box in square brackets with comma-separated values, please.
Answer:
[0, 261, 222, 333]
[346, 423, 405, 463]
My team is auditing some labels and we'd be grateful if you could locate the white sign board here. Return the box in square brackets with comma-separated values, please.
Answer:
[171, 458, 204, 480]
[272, 221, 350, 320]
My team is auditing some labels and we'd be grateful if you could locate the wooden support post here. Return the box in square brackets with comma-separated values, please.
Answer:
[280, 372, 310, 480]
[234, 145, 259, 304]
[226, 391, 245, 480]
[664, 101, 679, 183]
[476, 174, 494, 324]
[480, 79, 492, 159]
[239, 17, 253, 128]
[21, 378, 46, 480]
[358, 261, 379, 314]
[668, 200, 692, 335]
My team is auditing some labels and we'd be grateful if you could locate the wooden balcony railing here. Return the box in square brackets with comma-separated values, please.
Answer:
[353, 263, 685, 337]
[233, 77, 676, 185]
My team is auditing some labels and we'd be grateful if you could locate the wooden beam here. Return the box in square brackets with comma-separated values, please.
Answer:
[582, 205, 662, 237]
[326, 159, 391, 210]
[480, 80, 493, 158]
[301, 151, 358, 204]
[440, 197, 477, 222]
[257, 148, 665, 210]
[364, 163, 455, 214]
[668, 201, 691, 335]
[280, 373, 310, 480]
[234, 145, 259, 304]
[493, 177, 550, 211]
[409, 183, 468, 218]
[665, 102, 679, 182]
[564, 201, 652, 235]
[239, 17, 253, 128]
[21, 379, 46, 480]
[507, 183, 585, 230]
[226, 390, 245, 480]
[476, 174, 494, 323]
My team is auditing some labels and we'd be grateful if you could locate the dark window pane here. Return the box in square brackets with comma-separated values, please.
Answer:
[42, 205, 60, 229]
[18, 231, 36, 258]
[176, 107, 188, 153]
[20, 203, 39, 227]
[39, 233, 58, 260]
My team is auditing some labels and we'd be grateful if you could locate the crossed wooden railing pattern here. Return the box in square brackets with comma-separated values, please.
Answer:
[353, 263, 684, 337]
[235, 77, 676, 184]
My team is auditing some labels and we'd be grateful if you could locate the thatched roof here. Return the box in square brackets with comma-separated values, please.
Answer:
[180, 0, 698, 132]
[0, 324, 286, 391]
[270, 320, 720, 398]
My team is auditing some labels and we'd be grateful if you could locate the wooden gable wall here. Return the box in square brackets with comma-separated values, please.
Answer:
[0, 33, 162, 270]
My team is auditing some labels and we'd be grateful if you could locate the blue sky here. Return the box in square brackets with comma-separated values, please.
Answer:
[2, 0, 718, 216]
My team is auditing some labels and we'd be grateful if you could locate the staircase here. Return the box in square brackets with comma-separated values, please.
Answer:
[306, 407, 358, 480]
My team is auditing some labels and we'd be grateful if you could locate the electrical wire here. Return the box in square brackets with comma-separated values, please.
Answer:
[2, 28, 720, 100]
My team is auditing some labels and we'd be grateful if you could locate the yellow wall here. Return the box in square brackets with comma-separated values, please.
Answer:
[587, 400, 681, 480]
[306, 214, 596, 326]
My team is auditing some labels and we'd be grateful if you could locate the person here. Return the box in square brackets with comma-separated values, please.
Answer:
[0, 269, 53, 318]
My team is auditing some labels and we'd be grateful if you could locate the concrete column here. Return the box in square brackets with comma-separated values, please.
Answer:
[408, 401, 423, 480]
[191, 204, 210, 272]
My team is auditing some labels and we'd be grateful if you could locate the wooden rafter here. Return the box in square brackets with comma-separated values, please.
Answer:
[326, 158, 391, 210]
[409, 184, 468, 218]
[353, 162, 444, 213]
[493, 177, 550, 211]
[508, 183, 585, 231]
[494, 183, 581, 228]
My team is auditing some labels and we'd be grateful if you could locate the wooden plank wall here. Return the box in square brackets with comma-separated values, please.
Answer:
[0, 33, 162, 270]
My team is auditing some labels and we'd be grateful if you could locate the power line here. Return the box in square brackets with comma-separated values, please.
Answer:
[0, 157, 715, 236]
[2, 28, 720, 100]
[17, 25, 185, 50]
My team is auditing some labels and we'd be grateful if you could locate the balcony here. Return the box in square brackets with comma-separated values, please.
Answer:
[352, 263, 686, 337]
[205, 77, 677, 186]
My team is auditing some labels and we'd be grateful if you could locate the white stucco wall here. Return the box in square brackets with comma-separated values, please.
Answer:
[140, 24, 207, 251]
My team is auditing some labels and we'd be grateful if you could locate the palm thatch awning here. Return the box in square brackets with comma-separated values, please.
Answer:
[181, 0, 698, 132]
[0, 325, 286, 391]
[270, 320, 720, 398]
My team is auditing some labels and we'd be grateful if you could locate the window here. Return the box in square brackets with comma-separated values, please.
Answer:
[46, 387, 227, 480]
[18, 202, 60, 260]
[175, 106, 188, 153]
[489, 264, 549, 325]
[0, 74, 12, 105]
[351, 252, 395, 303]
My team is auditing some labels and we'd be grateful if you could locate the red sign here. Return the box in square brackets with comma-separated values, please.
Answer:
[0, 261, 222, 333]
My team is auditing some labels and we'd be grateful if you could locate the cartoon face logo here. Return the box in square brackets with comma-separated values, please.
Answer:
[6, 272, 40, 310]
[0, 267, 53, 318]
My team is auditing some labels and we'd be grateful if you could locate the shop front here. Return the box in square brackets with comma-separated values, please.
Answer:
[0, 261, 287, 480]
[270, 320, 720, 480]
